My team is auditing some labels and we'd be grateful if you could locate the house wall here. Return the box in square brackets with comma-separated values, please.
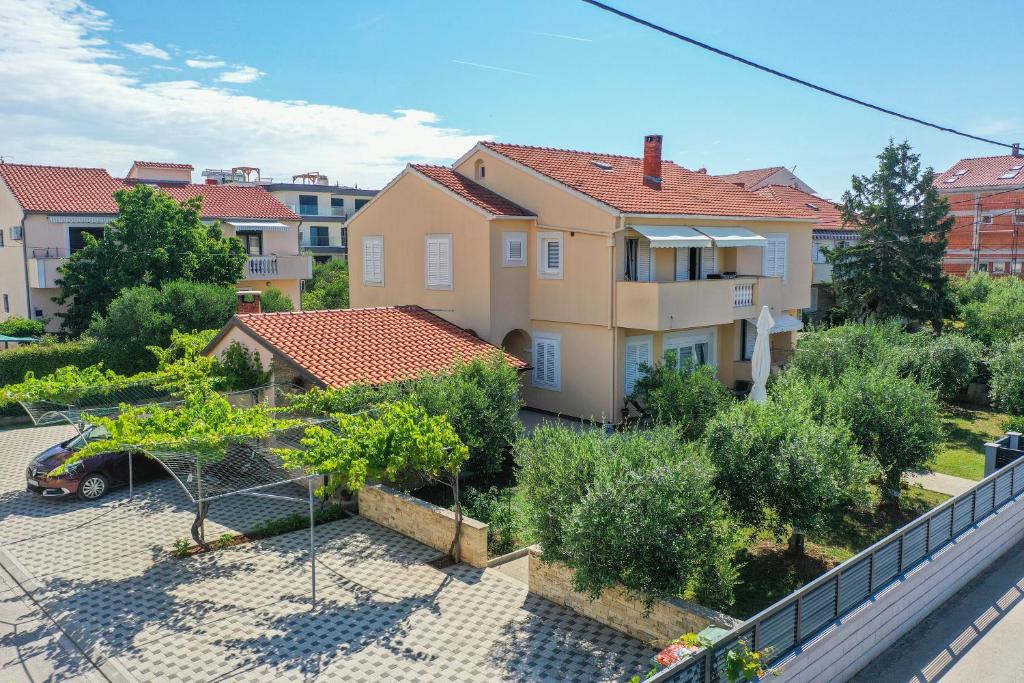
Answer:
[127, 165, 192, 182]
[348, 171, 496, 339]
[525, 320, 613, 421]
[206, 324, 277, 370]
[940, 188, 1024, 277]
[0, 183, 28, 322]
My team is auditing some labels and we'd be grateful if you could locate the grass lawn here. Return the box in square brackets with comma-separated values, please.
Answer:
[932, 405, 1008, 481]
[728, 485, 950, 619]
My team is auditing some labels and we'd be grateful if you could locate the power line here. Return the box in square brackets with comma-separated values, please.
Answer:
[579, 0, 1019, 150]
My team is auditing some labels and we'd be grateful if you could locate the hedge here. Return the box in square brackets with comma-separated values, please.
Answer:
[0, 338, 115, 390]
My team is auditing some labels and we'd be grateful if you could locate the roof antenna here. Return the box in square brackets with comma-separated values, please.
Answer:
[0, 155, 11, 164]
[1013, 143, 1022, 159]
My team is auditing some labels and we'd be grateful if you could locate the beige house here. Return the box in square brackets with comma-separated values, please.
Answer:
[201, 168, 378, 263]
[348, 136, 816, 422]
[0, 161, 310, 332]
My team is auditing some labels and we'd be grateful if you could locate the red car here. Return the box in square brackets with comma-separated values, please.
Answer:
[26, 427, 165, 500]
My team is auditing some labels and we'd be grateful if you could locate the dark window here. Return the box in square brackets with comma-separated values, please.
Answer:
[298, 194, 319, 216]
[69, 226, 104, 253]
[354, 198, 369, 211]
[340, 227, 348, 251]
[2, 294, 8, 314]
[310, 226, 329, 247]
[237, 231, 263, 256]
[330, 198, 344, 208]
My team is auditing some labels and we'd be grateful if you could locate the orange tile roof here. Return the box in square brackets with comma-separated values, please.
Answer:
[935, 155, 1024, 190]
[233, 306, 527, 388]
[753, 185, 849, 231]
[410, 164, 534, 216]
[133, 160, 194, 170]
[714, 167, 785, 190]
[0, 163, 298, 219]
[479, 142, 804, 218]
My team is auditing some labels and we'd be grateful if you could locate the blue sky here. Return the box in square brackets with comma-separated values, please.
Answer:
[4, 0, 1022, 198]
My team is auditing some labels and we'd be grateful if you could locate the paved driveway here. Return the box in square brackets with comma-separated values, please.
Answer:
[0, 425, 652, 681]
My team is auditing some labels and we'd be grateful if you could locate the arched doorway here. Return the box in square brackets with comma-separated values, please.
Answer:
[500, 329, 532, 365]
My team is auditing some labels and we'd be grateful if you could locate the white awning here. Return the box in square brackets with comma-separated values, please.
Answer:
[632, 225, 712, 248]
[746, 313, 804, 334]
[48, 215, 114, 224]
[697, 226, 768, 248]
[226, 221, 290, 233]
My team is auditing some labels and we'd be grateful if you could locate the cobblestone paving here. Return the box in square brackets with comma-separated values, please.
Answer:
[0, 425, 653, 681]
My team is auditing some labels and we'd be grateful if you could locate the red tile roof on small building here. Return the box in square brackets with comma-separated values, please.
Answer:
[714, 167, 785, 190]
[753, 185, 850, 232]
[934, 155, 1024, 190]
[228, 306, 527, 388]
[132, 161, 194, 170]
[478, 142, 806, 218]
[0, 163, 298, 219]
[410, 164, 534, 217]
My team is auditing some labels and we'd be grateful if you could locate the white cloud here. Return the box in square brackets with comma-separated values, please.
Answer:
[123, 41, 169, 60]
[0, 0, 487, 188]
[216, 65, 264, 84]
[185, 58, 225, 69]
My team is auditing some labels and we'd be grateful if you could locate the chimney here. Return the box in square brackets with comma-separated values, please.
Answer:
[236, 290, 262, 315]
[1013, 143, 1022, 158]
[643, 134, 663, 188]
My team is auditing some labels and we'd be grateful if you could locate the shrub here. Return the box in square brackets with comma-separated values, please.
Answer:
[703, 398, 875, 544]
[791, 320, 908, 380]
[517, 426, 736, 609]
[159, 280, 237, 331]
[0, 338, 109, 390]
[989, 339, 1024, 416]
[826, 366, 943, 501]
[460, 486, 530, 556]
[630, 360, 733, 439]
[286, 382, 404, 415]
[0, 316, 44, 337]
[905, 332, 983, 401]
[955, 274, 1024, 345]
[259, 287, 294, 313]
[218, 341, 271, 390]
[302, 259, 349, 310]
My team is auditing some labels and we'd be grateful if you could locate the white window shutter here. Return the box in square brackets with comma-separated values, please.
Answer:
[546, 239, 561, 271]
[503, 232, 527, 266]
[425, 235, 451, 288]
[744, 321, 756, 360]
[508, 240, 523, 262]
[363, 236, 383, 284]
[763, 235, 787, 278]
[701, 246, 717, 278]
[637, 240, 652, 281]
[675, 248, 689, 281]
[533, 337, 560, 389]
[625, 337, 652, 395]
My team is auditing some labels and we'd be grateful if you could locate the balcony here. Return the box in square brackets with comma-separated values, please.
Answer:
[288, 204, 350, 219]
[27, 247, 70, 288]
[615, 276, 783, 331]
[812, 261, 833, 284]
[245, 254, 313, 281]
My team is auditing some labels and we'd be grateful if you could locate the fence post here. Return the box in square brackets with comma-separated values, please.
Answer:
[985, 442, 1001, 477]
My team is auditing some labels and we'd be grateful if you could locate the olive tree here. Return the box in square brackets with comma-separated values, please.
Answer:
[630, 359, 733, 440]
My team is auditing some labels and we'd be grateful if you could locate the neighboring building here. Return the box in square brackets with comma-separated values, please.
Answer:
[204, 301, 526, 388]
[202, 168, 378, 263]
[715, 166, 816, 194]
[934, 154, 1024, 277]
[752, 185, 857, 316]
[0, 161, 310, 331]
[347, 135, 817, 422]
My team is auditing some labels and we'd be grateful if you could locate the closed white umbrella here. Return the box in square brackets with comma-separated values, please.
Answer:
[749, 305, 774, 403]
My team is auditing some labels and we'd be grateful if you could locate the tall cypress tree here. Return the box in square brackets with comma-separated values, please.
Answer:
[829, 140, 954, 330]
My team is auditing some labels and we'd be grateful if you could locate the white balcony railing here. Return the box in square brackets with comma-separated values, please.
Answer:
[245, 254, 313, 280]
[733, 282, 754, 307]
[288, 204, 350, 218]
[248, 255, 278, 276]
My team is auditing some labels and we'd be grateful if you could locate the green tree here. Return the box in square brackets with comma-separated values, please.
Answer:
[989, 338, 1024, 416]
[0, 316, 45, 338]
[630, 359, 733, 439]
[954, 274, 1024, 345]
[703, 399, 875, 552]
[259, 287, 294, 313]
[829, 141, 954, 330]
[55, 184, 246, 335]
[301, 259, 349, 310]
[826, 366, 943, 503]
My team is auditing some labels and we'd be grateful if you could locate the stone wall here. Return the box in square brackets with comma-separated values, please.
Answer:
[775, 491, 1024, 682]
[527, 547, 740, 646]
[358, 483, 489, 568]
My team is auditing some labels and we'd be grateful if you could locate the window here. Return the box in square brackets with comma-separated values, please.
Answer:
[673, 247, 716, 281]
[981, 214, 994, 224]
[2, 293, 8, 314]
[425, 234, 453, 289]
[474, 159, 486, 179]
[309, 226, 329, 247]
[741, 320, 755, 361]
[340, 227, 348, 252]
[993, 262, 1008, 274]
[812, 242, 827, 264]
[763, 234, 788, 279]
[1015, 210, 1024, 226]
[625, 238, 652, 281]
[362, 235, 384, 285]
[624, 335, 653, 396]
[533, 334, 561, 390]
[69, 226, 104, 253]
[537, 231, 563, 279]
[503, 232, 527, 267]
[298, 195, 319, 216]
[237, 231, 263, 256]
[664, 330, 716, 372]
[330, 197, 345, 216]
[978, 262, 989, 273]
[0, 229, 4, 247]
[354, 198, 370, 211]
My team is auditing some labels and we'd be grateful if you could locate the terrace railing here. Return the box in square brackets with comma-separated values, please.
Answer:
[647, 450, 1024, 682]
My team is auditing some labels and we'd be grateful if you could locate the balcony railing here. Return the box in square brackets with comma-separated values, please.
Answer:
[248, 255, 279, 276]
[733, 282, 754, 307]
[616, 276, 779, 331]
[288, 204, 350, 218]
[31, 247, 70, 259]
[244, 254, 313, 280]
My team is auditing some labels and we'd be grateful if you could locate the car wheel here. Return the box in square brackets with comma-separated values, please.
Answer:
[78, 473, 108, 500]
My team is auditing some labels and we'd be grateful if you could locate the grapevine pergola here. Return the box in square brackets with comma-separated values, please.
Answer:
[16, 380, 328, 608]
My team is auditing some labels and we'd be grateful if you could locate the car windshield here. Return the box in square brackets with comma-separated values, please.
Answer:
[64, 425, 111, 452]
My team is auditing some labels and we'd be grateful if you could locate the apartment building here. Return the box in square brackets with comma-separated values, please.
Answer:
[347, 136, 816, 421]
[202, 168, 378, 263]
[934, 153, 1024, 277]
[0, 161, 310, 331]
